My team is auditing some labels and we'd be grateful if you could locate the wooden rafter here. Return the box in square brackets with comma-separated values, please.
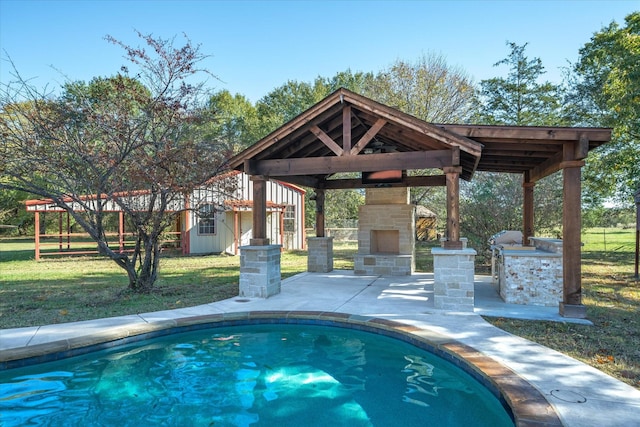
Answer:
[350, 118, 387, 155]
[310, 125, 343, 156]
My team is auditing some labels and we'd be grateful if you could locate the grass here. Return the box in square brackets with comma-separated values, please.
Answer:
[484, 227, 640, 390]
[1, 230, 638, 390]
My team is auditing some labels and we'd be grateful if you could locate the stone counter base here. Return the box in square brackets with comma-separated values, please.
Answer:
[354, 254, 413, 275]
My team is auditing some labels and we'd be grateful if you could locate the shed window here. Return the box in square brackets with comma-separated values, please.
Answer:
[284, 205, 295, 232]
[198, 204, 216, 235]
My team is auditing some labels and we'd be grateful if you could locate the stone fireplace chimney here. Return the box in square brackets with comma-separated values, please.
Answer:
[354, 187, 415, 275]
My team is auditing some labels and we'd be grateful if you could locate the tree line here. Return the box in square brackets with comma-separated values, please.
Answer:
[1, 12, 637, 291]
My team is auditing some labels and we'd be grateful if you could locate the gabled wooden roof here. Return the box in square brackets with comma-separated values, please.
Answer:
[229, 88, 611, 188]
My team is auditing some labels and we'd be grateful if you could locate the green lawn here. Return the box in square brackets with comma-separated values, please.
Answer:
[1, 230, 638, 390]
[485, 227, 639, 390]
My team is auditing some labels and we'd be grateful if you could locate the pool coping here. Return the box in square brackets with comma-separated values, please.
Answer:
[0, 311, 562, 427]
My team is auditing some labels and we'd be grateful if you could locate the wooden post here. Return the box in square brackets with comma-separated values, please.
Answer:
[66, 212, 71, 249]
[182, 195, 191, 255]
[444, 167, 462, 249]
[58, 212, 63, 251]
[234, 210, 239, 255]
[342, 105, 352, 154]
[279, 208, 284, 248]
[560, 143, 587, 318]
[250, 175, 269, 245]
[315, 189, 325, 238]
[301, 191, 306, 250]
[523, 172, 535, 246]
[34, 211, 40, 261]
[635, 188, 640, 280]
[119, 211, 125, 253]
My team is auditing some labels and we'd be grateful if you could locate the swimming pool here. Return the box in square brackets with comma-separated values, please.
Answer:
[0, 322, 514, 426]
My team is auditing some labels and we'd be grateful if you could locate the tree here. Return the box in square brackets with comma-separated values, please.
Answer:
[206, 90, 259, 152]
[254, 80, 323, 139]
[466, 42, 567, 254]
[570, 12, 640, 204]
[365, 52, 475, 123]
[475, 42, 566, 126]
[461, 173, 523, 255]
[0, 188, 32, 234]
[0, 32, 231, 292]
[254, 70, 376, 139]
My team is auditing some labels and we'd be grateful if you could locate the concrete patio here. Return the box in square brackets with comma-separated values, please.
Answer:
[1, 272, 639, 427]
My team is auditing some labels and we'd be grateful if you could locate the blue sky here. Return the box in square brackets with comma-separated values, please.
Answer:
[0, 0, 636, 102]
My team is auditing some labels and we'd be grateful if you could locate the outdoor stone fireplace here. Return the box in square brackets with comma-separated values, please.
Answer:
[354, 187, 415, 275]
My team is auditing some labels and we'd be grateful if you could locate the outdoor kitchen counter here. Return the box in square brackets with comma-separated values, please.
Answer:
[496, 237, 563, 306]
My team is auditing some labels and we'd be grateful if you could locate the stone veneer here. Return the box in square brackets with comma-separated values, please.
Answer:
[239, 245, 281, 298]
[432, 241, 476, 312]
[354, 188, 415, 276]
[307, 237, 334, 273]
[497, 238, 562, 306]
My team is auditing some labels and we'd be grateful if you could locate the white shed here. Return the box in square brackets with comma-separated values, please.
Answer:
[185, 171, 306, 255]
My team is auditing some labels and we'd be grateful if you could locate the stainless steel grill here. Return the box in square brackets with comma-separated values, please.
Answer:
[489, 230, 524, 282]
[489, 230, 523, 246]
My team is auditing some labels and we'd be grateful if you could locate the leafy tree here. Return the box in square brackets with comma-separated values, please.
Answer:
[254, 80, 323, 138]
[475, 42, 566, 126]
[461, 173, 523, 255]
[206, 90, 259, 152]
[254, 70, 376, 139]
[0, 32, 231, 292]
[325, 69, 374, 95]
[365, 52, 476, 123]
[0, 188, 32, 234]
[570, 12, 640, 204]
[465, 42, 567, 253]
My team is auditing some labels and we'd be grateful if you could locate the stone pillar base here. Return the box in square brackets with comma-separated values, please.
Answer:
[432, 247, 476, 311]
[239, 245, 281, 298]
[307, 237, 334, 272]
[559, 303, 587, 319]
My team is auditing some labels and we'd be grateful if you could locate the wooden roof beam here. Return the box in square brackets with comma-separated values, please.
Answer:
[529, 152, 563, 182]
[269, 175, 322, 188]
[319, 174, 447, 190]
[439, 124, 612, 143]
[246, 150, 456, 176]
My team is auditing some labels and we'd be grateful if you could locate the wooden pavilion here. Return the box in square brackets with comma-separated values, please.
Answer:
[228, 88, 611, 318]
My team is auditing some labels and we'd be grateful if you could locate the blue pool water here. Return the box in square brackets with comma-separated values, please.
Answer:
[0, 324, 514, 426]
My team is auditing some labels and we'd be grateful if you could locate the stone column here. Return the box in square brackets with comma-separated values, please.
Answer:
[239, 244, 282, 298]
[307, 236, 333, 272]
[432, 239, 476, 311]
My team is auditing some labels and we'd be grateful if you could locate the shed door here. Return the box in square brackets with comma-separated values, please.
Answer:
[240, 212, 252, 247]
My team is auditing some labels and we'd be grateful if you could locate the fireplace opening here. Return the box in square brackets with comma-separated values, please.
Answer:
[370, 230, 400, 254]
